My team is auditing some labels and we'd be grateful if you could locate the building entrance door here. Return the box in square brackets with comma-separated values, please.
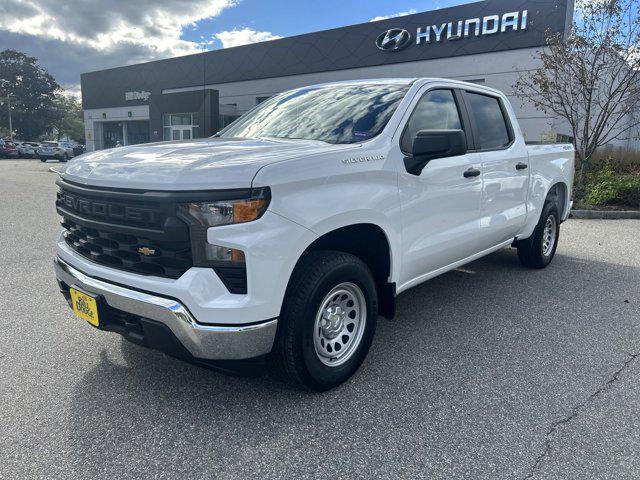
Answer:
[164, 113, 199, 141]
[170, 127, 192, 140]
[102, 122, 124, 148]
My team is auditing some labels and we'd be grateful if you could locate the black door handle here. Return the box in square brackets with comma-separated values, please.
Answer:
[463, 168, 481, 178]
[516, 162, 528, 170]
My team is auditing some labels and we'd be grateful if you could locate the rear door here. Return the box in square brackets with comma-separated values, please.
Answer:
[395, 86, 486, 289]
[461, 90, 529, 245]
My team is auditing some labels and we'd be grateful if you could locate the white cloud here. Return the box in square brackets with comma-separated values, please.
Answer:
[370, 9, 418, 22]
[0, 0, 240, 92]
[0, 0, 238, 55]
[212, 28, 282, 48]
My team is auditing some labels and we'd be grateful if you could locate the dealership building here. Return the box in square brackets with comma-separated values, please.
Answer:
[81, 0, 579, 152]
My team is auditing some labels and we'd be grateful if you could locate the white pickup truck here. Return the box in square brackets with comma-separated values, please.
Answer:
[54, 79, 574, 389]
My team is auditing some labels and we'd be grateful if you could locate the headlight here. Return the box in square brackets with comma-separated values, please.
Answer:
[178, 187, 271, 270]
[178, 187, 270, 228]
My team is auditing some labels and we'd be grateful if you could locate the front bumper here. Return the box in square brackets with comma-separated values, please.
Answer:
[54, 256, 277, 361]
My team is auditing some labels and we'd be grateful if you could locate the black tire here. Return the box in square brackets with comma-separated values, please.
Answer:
[39, 157, 46, 162]
[60, 154, 68, 162]
[271, 251, 378, 391]
[517, 202, 560, 269]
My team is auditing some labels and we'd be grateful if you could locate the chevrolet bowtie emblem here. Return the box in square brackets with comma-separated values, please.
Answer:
[138, 247, 156, 256]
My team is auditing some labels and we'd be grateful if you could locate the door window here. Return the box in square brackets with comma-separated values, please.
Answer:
[465, 92, 511, 150]
[401, 89, 463, 152]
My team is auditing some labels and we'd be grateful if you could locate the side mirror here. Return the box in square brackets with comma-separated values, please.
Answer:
[404, 129, 467, 176]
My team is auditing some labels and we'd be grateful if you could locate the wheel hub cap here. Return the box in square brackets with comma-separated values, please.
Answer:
[542, 215, 557, 256]
[313, 282, 367, 367]
[321, 305, 345, 339]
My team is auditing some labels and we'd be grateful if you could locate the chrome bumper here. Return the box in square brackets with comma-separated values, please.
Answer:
[54, 257, 277, 360]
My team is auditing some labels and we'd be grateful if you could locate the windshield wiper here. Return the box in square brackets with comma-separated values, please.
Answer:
[260, 135, 332, 144]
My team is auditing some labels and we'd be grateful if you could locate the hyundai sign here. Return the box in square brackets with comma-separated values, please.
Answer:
[377, 10, 529, 52]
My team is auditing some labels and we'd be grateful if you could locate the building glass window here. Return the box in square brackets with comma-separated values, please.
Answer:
[163, 113, 200, 140]
[126, 121, 150, 145]
[219, 115, 240, 130]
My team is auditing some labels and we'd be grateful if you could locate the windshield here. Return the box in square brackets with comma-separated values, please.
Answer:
[218, 83, 409, 144]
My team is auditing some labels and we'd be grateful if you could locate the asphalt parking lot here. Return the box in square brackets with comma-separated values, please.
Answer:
[1, 159, 639, 479]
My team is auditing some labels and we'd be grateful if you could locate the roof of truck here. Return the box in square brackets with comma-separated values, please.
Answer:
[297, 78, 504, 95]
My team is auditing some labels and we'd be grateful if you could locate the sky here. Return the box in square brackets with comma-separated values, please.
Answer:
[0, 0, 476, 95]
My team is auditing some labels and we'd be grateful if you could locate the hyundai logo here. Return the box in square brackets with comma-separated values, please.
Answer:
[376, 29, 412, 52]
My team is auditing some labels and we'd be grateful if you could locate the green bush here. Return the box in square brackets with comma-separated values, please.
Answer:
[584, 164, 640, 208]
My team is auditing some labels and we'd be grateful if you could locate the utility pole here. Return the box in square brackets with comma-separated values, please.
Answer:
[7, 93, 12, 140]
[0, 79, 12, 140]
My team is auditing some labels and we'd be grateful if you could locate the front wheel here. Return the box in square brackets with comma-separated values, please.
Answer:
[271, 251, 378, 390]
[517, 202, 560, 269]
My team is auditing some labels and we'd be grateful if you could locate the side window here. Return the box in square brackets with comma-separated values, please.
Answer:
[401, 89, 463, 152]
[465, 92, 511, 150]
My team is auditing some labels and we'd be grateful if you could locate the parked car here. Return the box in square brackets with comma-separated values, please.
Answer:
[14, 142, 36, 158]
[73, 144, 86, 157]
[0, 140, 19, 158]
[37, 141, 74, 162]
[53, 79, 575, 390]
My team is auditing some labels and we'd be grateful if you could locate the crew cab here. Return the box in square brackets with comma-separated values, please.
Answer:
[54, 79, 574, 390]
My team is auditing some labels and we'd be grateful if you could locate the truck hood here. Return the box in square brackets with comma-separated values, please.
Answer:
[61, 137, 357, 190]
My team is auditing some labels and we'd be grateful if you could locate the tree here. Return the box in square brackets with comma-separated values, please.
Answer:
[49, 94, 85, 143]
[515, 0, 640, 196]
[0, 49, 60, 140]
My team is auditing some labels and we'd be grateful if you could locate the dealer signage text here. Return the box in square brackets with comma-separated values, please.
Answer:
[376, 10, 528, 52]
[125, 91, 151, 101]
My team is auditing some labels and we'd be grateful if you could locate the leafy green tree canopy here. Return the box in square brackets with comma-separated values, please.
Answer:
[0, 49, 61, 140]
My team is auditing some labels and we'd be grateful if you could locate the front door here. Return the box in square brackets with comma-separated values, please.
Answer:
[396, 88, 485, 290]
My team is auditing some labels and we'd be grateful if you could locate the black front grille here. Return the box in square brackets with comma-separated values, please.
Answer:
[56, 181, 193, 279]
[62, 219, 192, 279]
[56, 180, 251, 292]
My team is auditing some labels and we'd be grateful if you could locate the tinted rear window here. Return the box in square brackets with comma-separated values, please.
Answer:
[466, 92, 511, 150]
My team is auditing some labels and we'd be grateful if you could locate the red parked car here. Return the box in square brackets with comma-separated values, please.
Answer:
[0, 140, 19, 158]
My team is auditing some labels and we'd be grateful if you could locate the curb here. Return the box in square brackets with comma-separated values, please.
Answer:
[570, 210, 640, 220]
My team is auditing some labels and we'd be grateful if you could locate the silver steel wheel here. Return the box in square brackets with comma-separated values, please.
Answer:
[542, 214, 557, 256]
[313, 282, 366, 367]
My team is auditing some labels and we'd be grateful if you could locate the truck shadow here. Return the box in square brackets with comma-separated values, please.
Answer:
[67, 247, 640, 478]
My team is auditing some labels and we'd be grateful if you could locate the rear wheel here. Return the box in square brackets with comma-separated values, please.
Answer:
[517, 202, 560, 269]
[271, 251, 378, 390]
[39, 156, 46, 162]
[60, 153, 68, 162]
